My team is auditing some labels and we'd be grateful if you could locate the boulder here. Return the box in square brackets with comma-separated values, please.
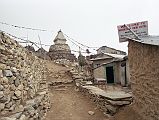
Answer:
[5, 102, 13, 109]
[19, 114, 26, 120]
[17, 84, 24, 90]
[0, 63, 6, 69]
[0, 117, 16, 120]
[0, 70, 3, 78]
[10, 112, 22, 119]
[88, 111, 95, 115]
[0, 103, 5, 111]
[10, 67, 17, 73]
[1, 77, 9, 85]
[0, 84, 4, 91]
[0, 96, 10, 103]
[14, 79, 20, 87]
[14, 90, 21, 98]
[0, 91, 4, 99]
[13, 105, 24, 113]
[3, 70, 13, 77]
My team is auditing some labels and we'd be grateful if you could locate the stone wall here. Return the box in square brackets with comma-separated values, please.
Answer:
[0, 32, 50, 120]
[48, 52, 76, 62]
[94, 66, 105, 79]
[78, 85, 132, 116]
[128, 40, 159, 120]
[70, 69, 132, 116]
[93, 59, 112, 79]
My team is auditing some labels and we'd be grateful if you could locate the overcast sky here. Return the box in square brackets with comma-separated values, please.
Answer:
[0, 0, 159, 55]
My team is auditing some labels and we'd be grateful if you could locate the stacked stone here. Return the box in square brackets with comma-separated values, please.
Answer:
[70, 69, 93, 86]
[35, 48, 51, 60]
[47, 30, 76, 62]
[70, 67, 132, 116]
[0, 32, 50, 120]
[78, 86, 132, 115]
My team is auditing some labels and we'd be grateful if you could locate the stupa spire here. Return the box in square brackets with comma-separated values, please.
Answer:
[54, 30, 66, 44]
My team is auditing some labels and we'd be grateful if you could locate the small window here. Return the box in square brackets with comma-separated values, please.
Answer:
[96, 64, 100, 67]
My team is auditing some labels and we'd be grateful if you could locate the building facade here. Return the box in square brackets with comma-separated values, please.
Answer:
[90, 53, 130, 86]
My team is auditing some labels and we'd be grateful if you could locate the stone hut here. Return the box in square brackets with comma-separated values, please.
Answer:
[128, 36, 159, 120]
[90, 52, 128, 85]
[48, 30, 76, 62]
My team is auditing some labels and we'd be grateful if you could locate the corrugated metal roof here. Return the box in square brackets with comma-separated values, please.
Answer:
[127, 35, 159, 46]
[90, 57, 112, 61]
[103, 53, 126, 59]
[90, 53, 126, 61]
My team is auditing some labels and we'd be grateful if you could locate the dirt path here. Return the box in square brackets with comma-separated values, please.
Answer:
[45, 61, 72, 83]
[45, 84, 109, 120]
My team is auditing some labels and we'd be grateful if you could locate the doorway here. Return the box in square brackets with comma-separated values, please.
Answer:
[106, 66, 114, 83]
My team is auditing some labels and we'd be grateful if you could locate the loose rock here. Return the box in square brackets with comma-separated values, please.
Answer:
[3, 70, 13, 77]
[0, 84, 4, 91]
[14, 90, 21, 97]
[88, 111, 95, 115]
[0, 103, 5, 111]
[0, 70, 3, 78]
[0, 91, 4, 98]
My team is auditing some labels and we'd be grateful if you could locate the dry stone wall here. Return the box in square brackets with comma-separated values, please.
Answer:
[78, 85, 132, 115]
[0, 32, 50, 120]
[128, 40, 159, 120]
[70, 70, 132, 116]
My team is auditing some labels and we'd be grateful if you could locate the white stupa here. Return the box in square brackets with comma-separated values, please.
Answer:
[48, 30, 76, 61]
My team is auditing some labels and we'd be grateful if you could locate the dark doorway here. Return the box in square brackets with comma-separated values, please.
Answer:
[106, 66, 114, 83]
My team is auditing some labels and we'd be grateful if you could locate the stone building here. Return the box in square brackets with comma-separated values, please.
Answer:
[88, 45, 129, 85]
[48, 30, 76, 62]
[128, 36, 159, 120]
[90, 52, 130, 86]
[97, 46, 126, 55]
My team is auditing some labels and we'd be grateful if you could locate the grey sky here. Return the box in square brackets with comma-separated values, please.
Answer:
[0, 0, 159, 55]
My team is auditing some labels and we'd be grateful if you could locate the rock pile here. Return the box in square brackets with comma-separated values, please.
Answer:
[0, 32, 50, 120]
[70, 69, 93, 86]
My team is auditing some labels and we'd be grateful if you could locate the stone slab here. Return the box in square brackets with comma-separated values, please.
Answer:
[82, 86, 132, 100]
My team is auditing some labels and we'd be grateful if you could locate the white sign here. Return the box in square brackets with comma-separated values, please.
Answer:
[117, 21, 148, 42]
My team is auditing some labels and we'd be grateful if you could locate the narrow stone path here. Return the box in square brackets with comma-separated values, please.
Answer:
[45, 84, 109, 120]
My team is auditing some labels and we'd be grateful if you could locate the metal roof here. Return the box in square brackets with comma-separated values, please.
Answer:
[90, 53, 126, 61]
[103, 53, 126, 59]
[127, 35, 159, 46]
[96, 45, 126, 53]
[93, 59, 124, 70]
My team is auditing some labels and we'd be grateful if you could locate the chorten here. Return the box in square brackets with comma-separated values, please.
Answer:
[48, 30, 76, 61]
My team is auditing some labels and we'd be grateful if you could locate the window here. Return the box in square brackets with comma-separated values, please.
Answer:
[96, 64, 100, 67]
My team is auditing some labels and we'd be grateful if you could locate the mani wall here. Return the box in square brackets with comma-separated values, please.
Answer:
[0, 32, 50, 120]
[128, 40, 159, 120]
